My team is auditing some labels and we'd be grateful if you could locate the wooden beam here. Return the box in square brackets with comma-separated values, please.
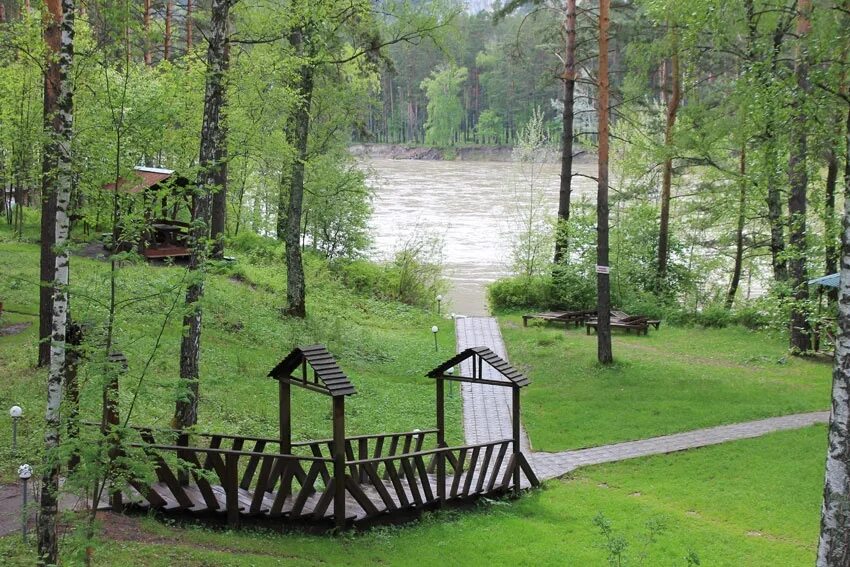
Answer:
[332, 396, 346, 530]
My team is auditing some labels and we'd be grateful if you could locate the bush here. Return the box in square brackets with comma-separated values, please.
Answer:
[228, 231, 283, 264]
[696, 304, 732, 328]
[732, 304, 771, 330]
[488, 275, 553, 311]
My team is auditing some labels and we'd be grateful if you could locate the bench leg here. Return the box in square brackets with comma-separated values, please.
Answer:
[523, 317, 528, 327]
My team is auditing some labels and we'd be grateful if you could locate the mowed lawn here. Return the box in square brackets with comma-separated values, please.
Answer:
[500, 315, 832, 452]
[0, 425, 824, 565]
[0, 239, 461, 484]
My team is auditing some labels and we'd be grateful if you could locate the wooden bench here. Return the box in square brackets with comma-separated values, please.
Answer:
[523, 309, 596, 328]
[585, 315, 660, 336]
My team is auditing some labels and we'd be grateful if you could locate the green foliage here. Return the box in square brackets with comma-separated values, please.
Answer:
[421, 64, 468, 147]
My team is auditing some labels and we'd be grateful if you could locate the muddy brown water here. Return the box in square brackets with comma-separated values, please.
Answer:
[362, 157, 598, 315]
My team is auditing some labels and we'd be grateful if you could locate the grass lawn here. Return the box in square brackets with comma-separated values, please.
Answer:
[499, 314, 832, 452]
[0, 425, 824, 565]
[0, 236, 460, 484]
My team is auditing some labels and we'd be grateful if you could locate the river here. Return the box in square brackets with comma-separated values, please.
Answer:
[362, 156, 598, 315]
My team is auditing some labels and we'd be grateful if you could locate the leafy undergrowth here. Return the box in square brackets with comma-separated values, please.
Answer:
[499, 314, 831, 452]
[0, 425, 823, 565]
[0, 236, 460, 484]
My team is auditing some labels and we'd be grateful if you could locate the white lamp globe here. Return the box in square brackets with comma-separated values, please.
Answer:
[447, 367, 455, 375]
[9, 405, 22, 418]
[18, 464, 32, 480]
[431, 325, 438, 333]
[436, 295, 443, 302]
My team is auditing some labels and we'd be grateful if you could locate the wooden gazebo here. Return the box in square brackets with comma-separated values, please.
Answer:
[119, 345, 539, 530]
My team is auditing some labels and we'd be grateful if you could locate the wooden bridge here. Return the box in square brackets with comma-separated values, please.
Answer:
[118, 345, 538, 529]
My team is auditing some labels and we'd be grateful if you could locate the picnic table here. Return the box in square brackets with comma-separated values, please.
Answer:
[585, 313, 661, 336]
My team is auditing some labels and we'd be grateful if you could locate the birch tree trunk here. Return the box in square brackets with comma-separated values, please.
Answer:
[174, 0, 229, 430]
[787, 0, 811, 353]
[37, 0, 74, 562]
[816, 98, 850, 567]
[553, 0, 576, 264]
[38, 0, 62, 368]
[596, 0, 612, 365]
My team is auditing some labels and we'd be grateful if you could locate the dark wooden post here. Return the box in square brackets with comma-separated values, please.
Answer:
[436, 378, 446, 503]
[225, 452, 240, 527]
[280, 379, 292, 496]
[512, 386, 521, 495]
[332, 396, 346, 529]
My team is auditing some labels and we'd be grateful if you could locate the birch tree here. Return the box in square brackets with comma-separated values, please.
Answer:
[174, 0, 231, 430]
[37, 0, 74, 562]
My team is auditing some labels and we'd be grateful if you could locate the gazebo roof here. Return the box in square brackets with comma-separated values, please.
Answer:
[103, 166, 189, 194]
[268, 345, 357, 397]
[809, 273, 840, 289]
[427, 346, 530, 387]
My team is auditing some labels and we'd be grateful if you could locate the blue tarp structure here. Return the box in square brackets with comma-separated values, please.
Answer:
[808, 273, 840, 288]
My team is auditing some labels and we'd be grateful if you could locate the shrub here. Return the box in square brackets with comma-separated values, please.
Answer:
[696, 304, 731, 328]
[228, 231, 282, 264]
[488, 275, 553, 311]
[732, 305, 770, 330]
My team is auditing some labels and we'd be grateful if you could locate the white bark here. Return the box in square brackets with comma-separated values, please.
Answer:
[38, 0, 74, 563]
[817, 108, 850, 566]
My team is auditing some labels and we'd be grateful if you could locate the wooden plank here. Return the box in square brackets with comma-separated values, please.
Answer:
[383, 460, 410, 508]
[475, 445, 495, 494]
[344, 475, 380, 517]
[500, 454, 517, 490]
[225, 453, 240, 527]
[358, 438, 369, 484]
[311, 479, 335, 520]
[310, 444, 332, 484]
[249, 455, 276, 514]
[153, 456, 195, 509]
[450, 449, 467, 499]
[290, 461, 324, 518]
[461, 447, 481, 497]
[363, 463, 397, 511]
[400, 458, 423, 506]
[517, 452, 540, 487]
[413, 455, 434, 502]
[486, 442, 509, 493]
[240, 440, 267, 490]
[182, 450, 220, 511]
[128, 479, 167, 508]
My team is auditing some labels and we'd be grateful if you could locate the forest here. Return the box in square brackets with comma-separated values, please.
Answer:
[2, 0, 850, 565]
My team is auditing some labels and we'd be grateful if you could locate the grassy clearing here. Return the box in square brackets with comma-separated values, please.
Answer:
[499, 314, 832, 452]
[0, 425, 824, 565]
[0, 235, 460, 484]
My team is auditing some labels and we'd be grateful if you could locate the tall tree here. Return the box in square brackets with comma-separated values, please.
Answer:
[37, 0, 74, 562]
[38, 0, 63, 367]
[817, 84, 850, 567]
[596, 0, 612, 364]
[787, 0, 811, 353]
[281, 24, 314, 318]
[656, 26, 681, 285]
[554, 0, 577, 264]
[174, 0, 230, 430]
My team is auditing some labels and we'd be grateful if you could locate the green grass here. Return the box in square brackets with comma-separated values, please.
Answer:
[0, 233, 460, 483]
[0, 425, 825, 565]
[500, 315, 832, 451]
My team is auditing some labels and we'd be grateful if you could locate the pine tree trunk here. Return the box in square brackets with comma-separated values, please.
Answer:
[727, 148, 747, 309]
[816, 99, 850, 567]
[596, 0, 612, 365]
[657, 30, 681, 286]
[38, 0, 74, 562]
[788, 0, 811, 353]
[143, 0, 151, 65]
[554, 0, 576, 264]
[38, 0, 62, 368]
[186, 0, 193, 51]
[283, 29, 313, 319]
[174, 0, 229, 430]
[164, 0, 173, 61]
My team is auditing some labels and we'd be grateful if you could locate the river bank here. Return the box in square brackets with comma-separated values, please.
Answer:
[351, 143, 517, 162]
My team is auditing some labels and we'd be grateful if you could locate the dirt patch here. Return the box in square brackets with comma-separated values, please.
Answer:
[74, 241, 109, 260]
[0, 322, 31, 336]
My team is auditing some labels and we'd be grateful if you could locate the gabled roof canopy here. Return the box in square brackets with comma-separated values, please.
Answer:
[104, 166, 191, 194]
[427, 346, 530, 388]
[268, 345, 357, 397]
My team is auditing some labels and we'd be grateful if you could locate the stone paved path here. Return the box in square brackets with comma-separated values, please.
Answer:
[454, 316, 830, 482]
